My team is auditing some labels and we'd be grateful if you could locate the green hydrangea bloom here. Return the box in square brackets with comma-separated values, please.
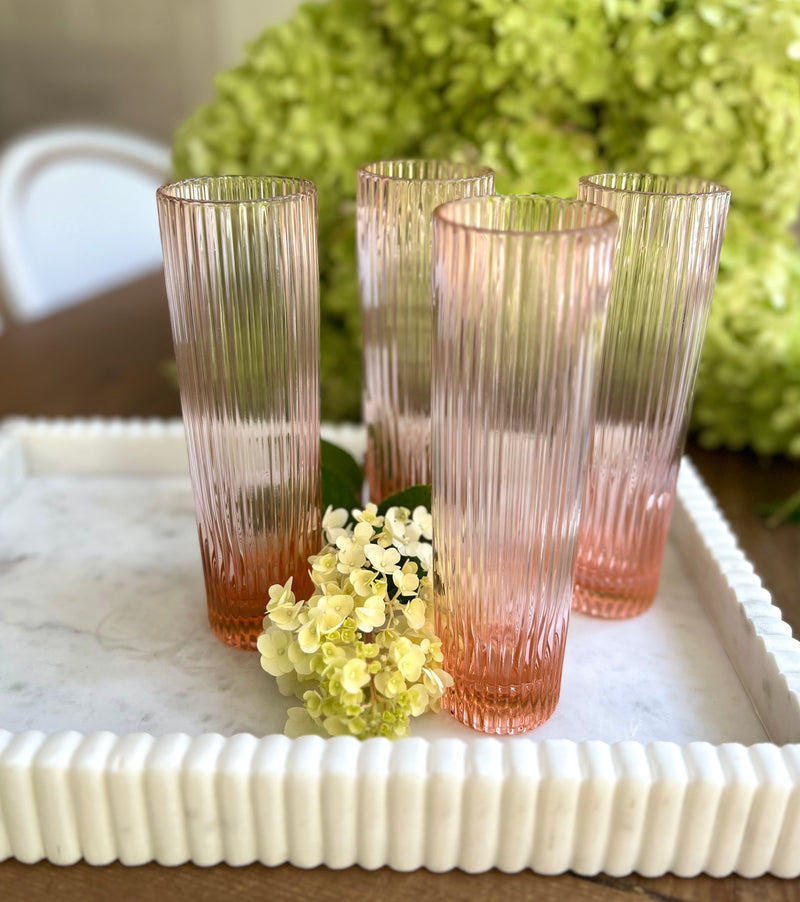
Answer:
[173, 0, 800, 456]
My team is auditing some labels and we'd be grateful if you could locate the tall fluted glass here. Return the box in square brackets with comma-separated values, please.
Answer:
[157, 176, 320, 650]
[357, 160, 495, 502]
[432, 196, 618, 734]
[575, 173, 731, 619]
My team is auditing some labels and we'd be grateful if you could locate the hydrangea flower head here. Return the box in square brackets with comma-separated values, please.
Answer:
[258, 503, 447, 738]
[174, 0, 800, 456]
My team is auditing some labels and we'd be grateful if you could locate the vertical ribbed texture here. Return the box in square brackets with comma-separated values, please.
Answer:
[156, 176, 320, 649]
[357, 160, 494, 502]
[431, 196, 618, 735]
[575, 173, 731, 619]
[1, 732, 800, 875]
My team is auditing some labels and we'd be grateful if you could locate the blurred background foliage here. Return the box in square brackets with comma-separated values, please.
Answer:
[173, 0, 800, 458]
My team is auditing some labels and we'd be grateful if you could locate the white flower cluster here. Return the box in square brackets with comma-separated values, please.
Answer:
[257, 503, 451, 739]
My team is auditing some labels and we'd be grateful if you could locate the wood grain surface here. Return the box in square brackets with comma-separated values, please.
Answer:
[0, 273, 798, 901]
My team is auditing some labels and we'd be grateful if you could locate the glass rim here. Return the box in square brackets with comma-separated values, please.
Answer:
[432, 194, 619, 238]
[156, 175, 317, 206]
[579, 172, 731, 198]
[357, 158, 495, 184]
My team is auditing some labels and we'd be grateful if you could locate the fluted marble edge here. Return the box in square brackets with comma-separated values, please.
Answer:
[0, 417, 798, 877]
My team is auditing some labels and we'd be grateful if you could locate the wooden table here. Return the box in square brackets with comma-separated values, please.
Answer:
[0, 273, 798, 901]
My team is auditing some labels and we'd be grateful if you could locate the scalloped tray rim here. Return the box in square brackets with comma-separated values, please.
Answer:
[0, 416, 799, 879]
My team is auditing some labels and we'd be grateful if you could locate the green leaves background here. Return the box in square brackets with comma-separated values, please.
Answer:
[174, 0, 800, 457]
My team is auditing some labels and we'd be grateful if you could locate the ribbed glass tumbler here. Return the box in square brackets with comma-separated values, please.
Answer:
[574, 173, 731, 620]
[432, 196, 618, 734]
[157, 176, 320, 650]
[357, 160, 494, 502]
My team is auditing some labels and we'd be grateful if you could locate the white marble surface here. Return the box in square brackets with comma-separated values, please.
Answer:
[0, 462, 768, 745]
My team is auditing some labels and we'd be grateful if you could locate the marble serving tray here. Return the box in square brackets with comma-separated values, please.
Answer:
[0, 418, 799, 877]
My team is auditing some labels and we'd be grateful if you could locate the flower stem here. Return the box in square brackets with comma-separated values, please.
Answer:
[765, 487, 800, 528]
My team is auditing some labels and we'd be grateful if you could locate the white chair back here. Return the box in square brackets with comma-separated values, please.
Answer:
[0, 126, 171, 321]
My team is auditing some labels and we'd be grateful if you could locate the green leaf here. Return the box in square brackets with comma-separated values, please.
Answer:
[321, 438, 363, 496]
[320, 439, 363, 518]
[321, 470, 360, 517]
[377, 484, 432, 516]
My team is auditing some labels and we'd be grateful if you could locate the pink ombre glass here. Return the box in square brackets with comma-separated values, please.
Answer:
[575, 173, 730, 620]
[357, 159, 494, 502]
[431, 196, 618, 734]
[157, 176, 320, 650]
